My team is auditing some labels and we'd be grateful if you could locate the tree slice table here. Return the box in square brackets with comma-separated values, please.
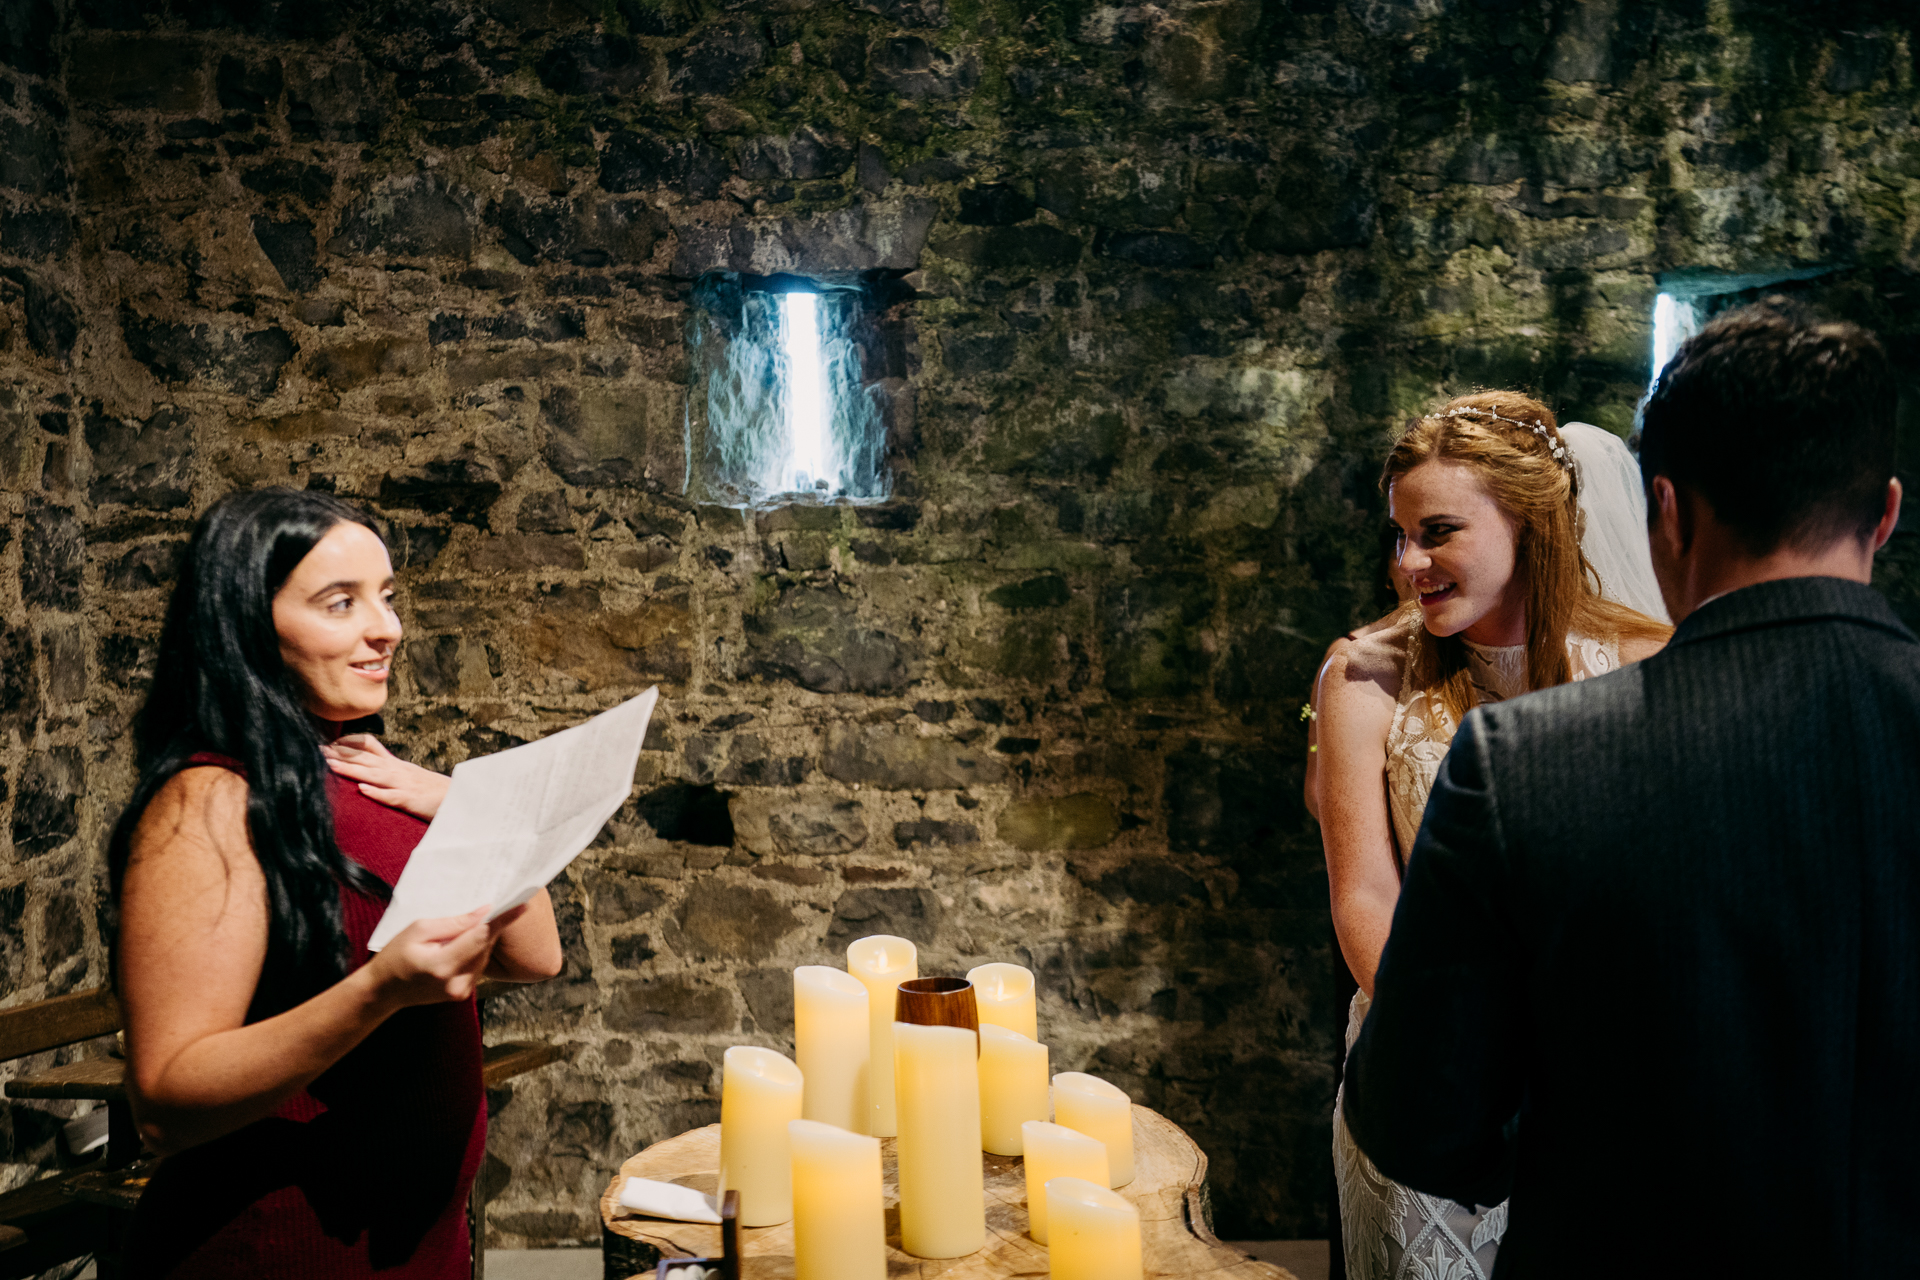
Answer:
[598, 1105, 1296, 1280]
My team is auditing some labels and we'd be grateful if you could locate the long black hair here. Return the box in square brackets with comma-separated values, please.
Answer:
[108, 487, 393, 1019]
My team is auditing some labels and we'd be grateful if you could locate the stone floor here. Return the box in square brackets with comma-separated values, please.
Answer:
[481, 1241, 1331, 1280]
[1237, 1240, 1332, 1280]
[484, 1250, 603, 1279]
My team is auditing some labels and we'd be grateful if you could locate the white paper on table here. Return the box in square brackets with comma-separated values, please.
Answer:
[617, 1176, 723, 1224]
[367, 687, 659, 951]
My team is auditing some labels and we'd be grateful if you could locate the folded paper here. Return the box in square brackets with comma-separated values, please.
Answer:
[617, 1176, 723, 1224]
[369, 688, 659, 950]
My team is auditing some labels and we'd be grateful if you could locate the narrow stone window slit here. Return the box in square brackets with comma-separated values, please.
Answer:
[1649, 266, 1839, 391]
[781, 290, 832, 494]
[1650, 291, 1699, 390]
[685, 272, 895, 508]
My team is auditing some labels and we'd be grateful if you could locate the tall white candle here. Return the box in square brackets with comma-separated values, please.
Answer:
[1044, 1175, 1143, 1280]
[845, 935, 917, 1137]
[1053, 1071, 1135, 1186]
[792, 966, 870, 1132]
[1019, 1120, 1108, 1244]
[978, 1024, 1049, 1156]
[788, 1119, 886, 1280]
[893, 1022, 985, 1258]
[966, 962, 1038, 1041]
[717, 1046, 804, 1227]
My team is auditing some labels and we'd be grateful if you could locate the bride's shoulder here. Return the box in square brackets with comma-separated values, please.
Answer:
[1566, 622, 1667, 679]
[1618, 632, 1667, 663]
[1316, 609, 1412, 700]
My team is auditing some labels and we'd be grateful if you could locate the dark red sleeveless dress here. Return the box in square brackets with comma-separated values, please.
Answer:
[127, 760, 487, 1279]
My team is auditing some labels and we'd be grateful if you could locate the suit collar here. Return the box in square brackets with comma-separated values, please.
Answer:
[1669, 576, 1915, 649]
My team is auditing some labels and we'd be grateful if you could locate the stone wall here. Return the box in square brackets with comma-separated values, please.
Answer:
[1, 0, 1917, 1244]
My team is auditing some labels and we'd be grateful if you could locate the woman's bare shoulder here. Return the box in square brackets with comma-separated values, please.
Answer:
[131, 766, 254, 872]
[1317, 612, 1410, 705]
[1325, 613, 1411, 681]
[1619, 632, 1667, 664]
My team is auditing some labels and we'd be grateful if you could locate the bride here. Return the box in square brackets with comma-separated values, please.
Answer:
[1308, 392, 1671, 1279]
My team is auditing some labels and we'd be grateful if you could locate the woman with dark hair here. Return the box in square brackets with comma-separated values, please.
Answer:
[110, 487, 563, 1279]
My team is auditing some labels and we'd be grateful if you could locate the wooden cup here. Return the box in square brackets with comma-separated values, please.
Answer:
[893, 977, 979, 1047]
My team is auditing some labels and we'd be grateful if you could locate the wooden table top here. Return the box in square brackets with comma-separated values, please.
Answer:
[599, 1106, 1295, 1280]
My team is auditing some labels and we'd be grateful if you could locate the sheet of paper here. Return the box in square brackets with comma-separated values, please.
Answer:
[368, 687, 659, 951]
[618, 1176, 723, 1224]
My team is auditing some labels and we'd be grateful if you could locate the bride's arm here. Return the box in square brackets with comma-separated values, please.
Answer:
[1305, 615, 1404, 820]
[1343, 713, 1522, 1206]
[1316, 638, 1405, 998]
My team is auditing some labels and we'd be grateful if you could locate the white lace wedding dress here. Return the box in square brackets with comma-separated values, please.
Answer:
[1332, 622, 1619, 1280]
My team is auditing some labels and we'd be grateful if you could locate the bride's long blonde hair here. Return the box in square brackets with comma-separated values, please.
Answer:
[1383, 391, 1672, 721]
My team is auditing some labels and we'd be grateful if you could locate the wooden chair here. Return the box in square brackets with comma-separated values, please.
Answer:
[0, 984, 564, 1280]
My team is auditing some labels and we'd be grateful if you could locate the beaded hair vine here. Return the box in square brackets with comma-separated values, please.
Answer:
[1438, 405, 1573, 471]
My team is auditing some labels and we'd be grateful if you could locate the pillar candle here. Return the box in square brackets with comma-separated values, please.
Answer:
[793, 966, 870, 1132]
[717, 1046, 804, 1227]
[1044, 1176, 1143, 1280]
[966, 962, 1038, 1041]
[788, 1119, 886, 1280]
[978, 1024, 1049, 1156]
[893, 1022, 985, 1258]
[1019, 1121, 1108, 1245]
[1052, 1071, 1135, 1186]
[845, 934, 917, 1137]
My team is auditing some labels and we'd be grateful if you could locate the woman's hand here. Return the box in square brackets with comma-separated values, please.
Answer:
[365, 904, 529, 1010]
[322, 734, 450, 821]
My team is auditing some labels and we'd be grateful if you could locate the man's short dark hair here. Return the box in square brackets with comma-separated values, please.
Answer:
[1638, 298, 1896, 554]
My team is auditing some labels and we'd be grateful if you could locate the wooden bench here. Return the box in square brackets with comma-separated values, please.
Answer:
[0, 987, 133, 1280]
[0, 983, 565, 1279]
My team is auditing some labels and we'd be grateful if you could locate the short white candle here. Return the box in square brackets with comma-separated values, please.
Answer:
[1053, 1072, 1135, 1186]
[1019, 1120, 1108, 1245]
[1044, 1175, 1143, 1280]
[893, 1022, 985, 1258]
[978, 1024, 1049, 1156]
[966, 961, 1038, 1041]
[788, 1119, 886, 1280]
[845, 935, 917, 1137]
[792, 966, 870, 1132]
[717, 1046, 804, 1227]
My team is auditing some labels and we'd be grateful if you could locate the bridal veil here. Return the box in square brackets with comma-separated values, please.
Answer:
[1562, 421, 1670, 623]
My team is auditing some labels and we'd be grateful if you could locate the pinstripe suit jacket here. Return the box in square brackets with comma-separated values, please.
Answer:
[1343, 576, 1920, 1278]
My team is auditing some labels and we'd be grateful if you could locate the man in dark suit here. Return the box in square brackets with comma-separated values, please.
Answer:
[1342, 300, 1913, 1277]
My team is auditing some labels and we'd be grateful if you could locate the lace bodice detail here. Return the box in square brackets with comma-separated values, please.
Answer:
[1382, 627, 1619, 860]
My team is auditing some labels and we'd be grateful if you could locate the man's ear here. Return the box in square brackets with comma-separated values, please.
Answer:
[1649, 475, 1693, 558]
[1871, 477, 1903, 552]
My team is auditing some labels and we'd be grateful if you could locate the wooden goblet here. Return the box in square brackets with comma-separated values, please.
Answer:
[894, 976, 979, 1047]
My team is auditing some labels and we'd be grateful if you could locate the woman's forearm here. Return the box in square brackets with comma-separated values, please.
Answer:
[130, 965, 401, 1156]
[1334, 884, 1400, 998]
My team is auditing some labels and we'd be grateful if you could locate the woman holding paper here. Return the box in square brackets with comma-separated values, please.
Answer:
[109, 488, 563, 1279]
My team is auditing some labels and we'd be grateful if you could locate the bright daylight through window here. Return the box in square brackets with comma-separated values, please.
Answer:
[1650, 291, 1699, 391]
[685, 275, 890, 508]
[1649, 268, 1837, 392]
[781, 291, 831, 494]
